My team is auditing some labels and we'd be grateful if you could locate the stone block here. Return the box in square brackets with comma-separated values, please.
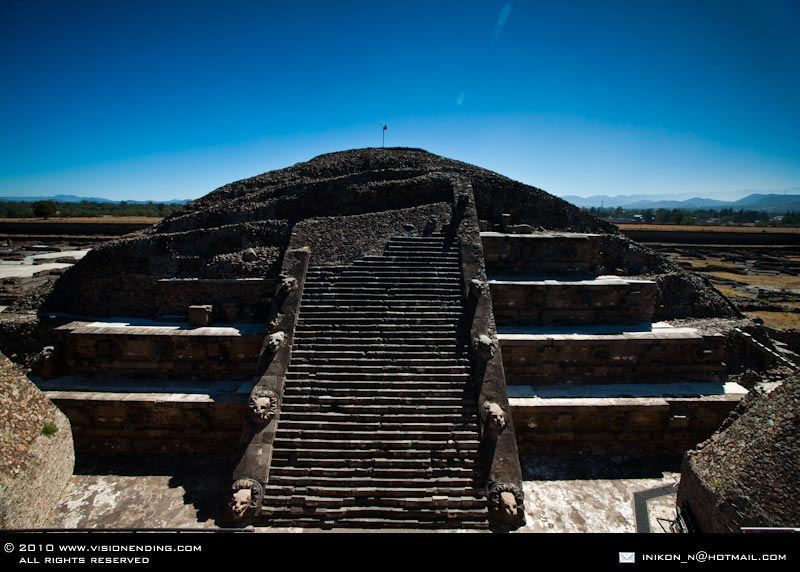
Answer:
[188, 305, 213, 326]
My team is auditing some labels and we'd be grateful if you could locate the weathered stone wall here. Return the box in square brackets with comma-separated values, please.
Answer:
[51, 324, 265, 380]
[490, 279, 657, 325]
[512, 395, 740, 456]
[0, 354, 74, 528]
[500, 333, 726, 385]
[153, 278, 275, 321]
[677, 375, 800, 531]
[46, 391, 246, 455]
[482, 232, 603, 275]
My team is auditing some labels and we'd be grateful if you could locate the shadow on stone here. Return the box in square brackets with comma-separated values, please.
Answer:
[73, 452, 237, 527]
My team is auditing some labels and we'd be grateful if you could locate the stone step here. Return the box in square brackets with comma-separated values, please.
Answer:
[360, 257, 461, 265]
[285, 370, 471, 380]
[294, 326, 460, 334]
[302, 290, 462, 298]
[272, 438, 480, 451]
[282, 386, 472, 398]
[278, 411, 476, 424]
[262, 484, 483, 498]
[251, 516, 488, 530]
[271, 447, 479, 460]
[280, 415, 478, 431]
[328, 277, 462, 285]
[299, 311, 463, 319]
[290, 348, 462, 358]
[269, 465, 479, 479]
[258, 506, 488, 524]
[290, 344, 463, 354]
[282, 382, 471, 394]
[292, 331, 460, 340]
[386, 237, 451, 244]
[286, 365, 469, 376]
[302, 295, 462, 304]
[303, 286, 461, 299]
[309, 272, 462, 280]
[266, 475, 479, 488]
[290, 357, 468, 367]
[348, 268, 462, 276]
[261, 494, 485, 509]
[294, 328, 461, 337]
[384, 244, 457, 251]
[489, 276, 657, 325]
[301, 300, 461, 307]
[276, 431, 477, 444]
[296, 319, 460, 328]
[288, 364, 469, 374]
[334, 268, 462, 276]
[281, 403, 476, 415]
[298, 310, 460, 317]
[269, 455, 478, 468]
[499, 326, 726, 384]
[291, 351, 468, 361]
[281, 393, 475, 403]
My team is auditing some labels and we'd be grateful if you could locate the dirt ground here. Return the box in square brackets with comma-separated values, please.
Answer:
[650, 243, 800, 351]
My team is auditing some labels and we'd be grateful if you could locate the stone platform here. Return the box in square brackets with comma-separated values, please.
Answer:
[53, 318, 265, 380]
[35, 376, 254, 453]
[509, 382, 746, 455]
[488, 276, 657, 325]
[498, 323, 726, 384]
[481, 231, 603, 275]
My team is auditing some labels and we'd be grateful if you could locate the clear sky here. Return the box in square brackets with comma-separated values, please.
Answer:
[0, 0, 798, 201]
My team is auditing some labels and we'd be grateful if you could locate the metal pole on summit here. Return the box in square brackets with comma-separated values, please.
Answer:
[382, 124, 387, 148]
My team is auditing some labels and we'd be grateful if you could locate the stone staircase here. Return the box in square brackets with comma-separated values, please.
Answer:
[259, 235, 488, 528]
[481, 231, 746, 455]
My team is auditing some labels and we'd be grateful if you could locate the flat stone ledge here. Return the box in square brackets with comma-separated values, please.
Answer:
[56, 319, 266, 337]
[480, 231, 603, 239]
[156, 277, 276, 284]
[498, 321, 675, 335]
[488, 275, 655, 286]
[498, 328, 713, 343]
[34, 376, 256, 403]
[508, 382, 747, 405]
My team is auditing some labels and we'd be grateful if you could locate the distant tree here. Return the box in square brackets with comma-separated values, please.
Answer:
[32, 200, 57, 219]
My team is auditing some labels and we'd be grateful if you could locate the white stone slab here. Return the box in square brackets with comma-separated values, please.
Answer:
[507, 382, 748, 403]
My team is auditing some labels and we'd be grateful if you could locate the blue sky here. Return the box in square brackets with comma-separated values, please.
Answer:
[0, 0, 798, 201]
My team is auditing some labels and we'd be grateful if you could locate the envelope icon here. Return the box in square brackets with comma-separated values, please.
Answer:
[619, 552, 636, 564]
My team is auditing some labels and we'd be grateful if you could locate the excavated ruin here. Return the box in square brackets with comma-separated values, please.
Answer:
[5, 147, 791, 531]
[42, 148, 736, 321]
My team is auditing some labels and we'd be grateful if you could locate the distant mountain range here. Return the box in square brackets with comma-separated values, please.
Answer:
[0, 194, 189, 204]
[562, 190, 800, 213]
